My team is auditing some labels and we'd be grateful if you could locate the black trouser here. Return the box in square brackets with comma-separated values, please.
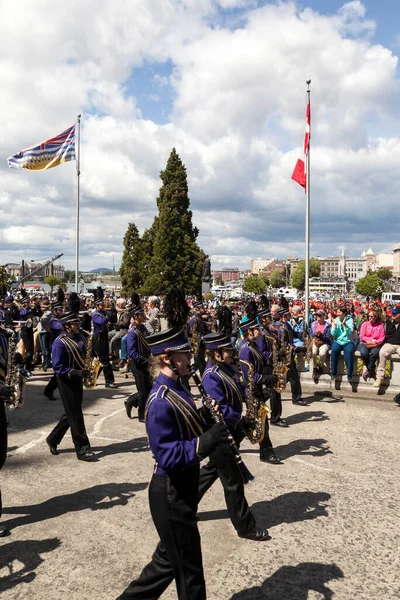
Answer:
[0, 398, 6, 522]
[287, 354, 302, 402]
[118, 468, 206, 600]
[20, 326, 34, 370]
[268, 353, 302, 421]
[44, 374, 58, 397]
[93, 333, 115, 384]
[258, 419, 274, 455]
[198, 433, 255, 536]
[47, 375, 90, 456]
[129, 361, 152, 420]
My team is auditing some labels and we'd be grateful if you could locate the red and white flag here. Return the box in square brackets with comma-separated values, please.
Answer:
[291, 100, 310, 189]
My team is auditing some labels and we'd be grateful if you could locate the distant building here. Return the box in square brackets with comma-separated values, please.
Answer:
[4, 261, 64, 281]
[250, 258, 274, 275]
[211, 268, 240, 282]
[260, 259, 287, 277]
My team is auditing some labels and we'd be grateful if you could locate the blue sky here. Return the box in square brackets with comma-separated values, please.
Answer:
[1, 0, 400, 272]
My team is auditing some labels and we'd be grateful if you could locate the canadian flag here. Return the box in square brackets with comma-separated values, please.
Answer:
[291, 100, 310, 189]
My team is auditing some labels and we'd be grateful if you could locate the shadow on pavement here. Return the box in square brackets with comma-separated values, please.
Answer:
[2, 482, 147, 531]
[241, 438, 332, 459]
[230, 562, 344, 599]
[7, 375, 133, 435]
[199, 490, 330, 529]
[284, 411, 329, 425]
[93, 437, 150, 457]
[0, 537, 61, 593]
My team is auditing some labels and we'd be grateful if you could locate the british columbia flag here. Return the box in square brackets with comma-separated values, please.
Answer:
[7, 124, 76, 171]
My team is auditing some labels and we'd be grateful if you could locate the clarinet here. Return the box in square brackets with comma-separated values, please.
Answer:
[189, 365, 255, 485]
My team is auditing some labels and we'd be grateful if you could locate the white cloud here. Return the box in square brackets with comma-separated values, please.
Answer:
[1, 0, 400, 275]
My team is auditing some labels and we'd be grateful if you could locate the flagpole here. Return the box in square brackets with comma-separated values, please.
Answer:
[75, 114, 81, 293]
[305, 80, 311, 330]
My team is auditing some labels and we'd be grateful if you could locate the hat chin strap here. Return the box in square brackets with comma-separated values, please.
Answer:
[168, 354, 180, 378]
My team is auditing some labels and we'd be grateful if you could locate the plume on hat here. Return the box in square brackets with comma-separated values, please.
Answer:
[164, 286, 189, 329]
[130, 292, 141, 307]
[68, 292, 81, 314]
[96, 286, 104, 301]
[56, 286, 65, 305]
[245, 299, 257, 321]
[259, 294, 269, 310]
[216, 305, 232, 336]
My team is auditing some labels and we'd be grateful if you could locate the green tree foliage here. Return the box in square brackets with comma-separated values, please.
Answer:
[243, 275, 267, 295]
[214, 276, 224, 286]
[376, 268, 392, 281]
[120, 223, 144, 295]
[259, 273, 270, 286]
[270, 270, 284, 288]
[141, 148, 206, 296]
[138, 219, 158, 287]
[63, 270, 75, 282]
[355, 272, 384, 297]
[291, 259, 321, 290]
[45, 275, 62, 291]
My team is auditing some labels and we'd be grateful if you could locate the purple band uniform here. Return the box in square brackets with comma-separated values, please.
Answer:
[145, 373, 204, 477]
[201, 362, 244, 429]
[51, 333, 86, 376]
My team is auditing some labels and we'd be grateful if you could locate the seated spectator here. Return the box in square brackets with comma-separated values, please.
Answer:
[358, 309, 385, 381]
[374, 305, 400, 388]
[310, 310, 331, 379]
[330, 306, 356, 383]
[289, 306, 305, 352]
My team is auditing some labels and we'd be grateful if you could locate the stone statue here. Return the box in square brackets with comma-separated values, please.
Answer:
[201, 257, 211, 282]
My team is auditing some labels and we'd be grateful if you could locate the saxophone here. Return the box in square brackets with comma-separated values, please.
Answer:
[5, 330, 26, 410]
[82, 331, 101, 390]
[266, 328, 290, 393]
[245, 364, 269, 444]
[191, 317, 199, 356]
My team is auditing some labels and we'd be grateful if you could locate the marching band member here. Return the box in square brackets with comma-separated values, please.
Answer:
[239, 319, 282, 464]
[46, 309, 95, 462]
[92, 296, 118, 389]
[43, 296, 64, 402]
[199, 331, 270, 541]
[117, 324, 229, 600]
[125, 295, 151, 421]
[188, 300, 210, 375]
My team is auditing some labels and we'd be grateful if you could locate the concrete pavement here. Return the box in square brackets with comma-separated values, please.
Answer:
[1, 369, 399, 599]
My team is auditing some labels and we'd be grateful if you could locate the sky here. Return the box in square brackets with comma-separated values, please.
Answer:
[1, 0, 400, 273]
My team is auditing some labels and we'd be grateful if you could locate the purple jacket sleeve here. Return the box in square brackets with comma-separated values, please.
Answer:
[239, 345, 262, 385]
[51, 339, 70, 375]
[127, 329, 140, 361]
[202, 370, 242, 429]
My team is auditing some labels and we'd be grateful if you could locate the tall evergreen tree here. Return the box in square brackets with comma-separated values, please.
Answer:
[120, 223, 144, 295]
[141, 148, 205, 296]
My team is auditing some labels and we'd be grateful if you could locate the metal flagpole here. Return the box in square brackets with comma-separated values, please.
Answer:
[305, 81, 311, 330]
[75, 114, 81, 292]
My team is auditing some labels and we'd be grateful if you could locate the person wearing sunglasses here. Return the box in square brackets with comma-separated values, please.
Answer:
[358, 309, 385, 381]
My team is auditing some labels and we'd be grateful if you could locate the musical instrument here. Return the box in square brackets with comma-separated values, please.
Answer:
[5, 330, 26, 410]
[191, 318, 199, 356]
[189, 364, 254, 484]
[266, 328, 290, 393]
[82, 331, 101, 389]
[245, 364, 269, 444]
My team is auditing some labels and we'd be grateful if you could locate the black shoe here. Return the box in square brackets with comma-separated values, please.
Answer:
[260, 451, 283, 464]
[44, 391, 57, 401]
[270, 418, 288, 427]
[138, 417, 145, 423]
[105, 382, 118, 389]
[124, 400, 133, 419]
[292, 399, 309, 406]
[77, 451, 96, 462]
[0, 523, 11, 537]
[46, 437, 59, 455]
[239, 527, 271, 541]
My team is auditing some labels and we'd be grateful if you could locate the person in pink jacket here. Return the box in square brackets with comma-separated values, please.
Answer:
[358, 308, 385, 380]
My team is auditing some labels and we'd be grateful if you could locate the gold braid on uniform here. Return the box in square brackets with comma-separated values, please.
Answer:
[59, 334, 86, 369]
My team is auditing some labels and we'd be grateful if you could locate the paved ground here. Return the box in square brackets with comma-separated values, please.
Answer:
[1, 369, 400, 599]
